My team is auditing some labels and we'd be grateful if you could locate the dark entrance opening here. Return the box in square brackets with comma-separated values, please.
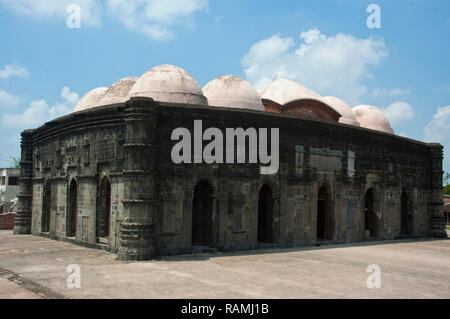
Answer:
[401, 191, 409, 234]
[257, 184, 274, 243]
[97, 177, 111, 239]
[365, 188, 376, 237]
[67, 179, 78, 237]
[42, 180, 51, 233]
[192, 181, 214, 246]
[317, 186, 329, 240]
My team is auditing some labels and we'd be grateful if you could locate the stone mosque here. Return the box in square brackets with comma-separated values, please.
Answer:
[13, 64, 446, 260]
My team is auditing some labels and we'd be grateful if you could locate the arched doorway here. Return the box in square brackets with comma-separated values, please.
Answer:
[365, 188, 376, 237]
[401, 191, 409, 234]
[67, 179, 78, 237]
[317, 185, 330, 240]
[192, 181, 214, 246]
[258, 184, 274, 243]
[97, 177, 111, 239]
[42, 180, 51, 233]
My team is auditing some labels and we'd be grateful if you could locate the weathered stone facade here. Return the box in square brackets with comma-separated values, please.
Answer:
[14, 97, 447, 260]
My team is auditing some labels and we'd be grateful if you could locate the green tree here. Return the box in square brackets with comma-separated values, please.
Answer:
[444, 172, 450, 185]
[10, 156, 20, 169]
[444, 172, 450, 195]
[444, 185, 450, 195]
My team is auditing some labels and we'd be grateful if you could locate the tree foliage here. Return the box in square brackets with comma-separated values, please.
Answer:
[444, 185, 450, 195]
[10, 156, 20, 169]
[444, 172, 450, 185]
[444, 172, 450, 195]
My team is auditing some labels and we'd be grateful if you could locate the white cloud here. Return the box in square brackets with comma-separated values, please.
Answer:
[424, 106, 450, 172]
[0, 89, 20, 107]
[1, 0, 209, 39]
[2, 86, 79, 129]
[242, 29, 388, 105]
[106, 0, 209, 40]
[382, 101, 415, 126]
[0, 0, 102, 27]
[61, 86, 79, 105]
[0, 63, 29, 79]
[3, 99, 52, 128]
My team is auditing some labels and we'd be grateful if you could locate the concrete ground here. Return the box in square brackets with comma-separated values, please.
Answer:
[0, 277, 42, 299]
[0, 230, 449, 299]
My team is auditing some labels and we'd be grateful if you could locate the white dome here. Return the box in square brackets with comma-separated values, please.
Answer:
[352, 105, 394, 134]
[203, 75, 264, 111]
[97, 77, 138, 106]
[323, 96, 360, 126]
[128, 64, 207, 106]
[259, 79, 326, 105]
[74, 87, 108, 112]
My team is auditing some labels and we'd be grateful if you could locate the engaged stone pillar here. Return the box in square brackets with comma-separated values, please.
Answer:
[118, 97, 158, 260]
[427, 143, 446, 238]
[14, 130, 34, 234]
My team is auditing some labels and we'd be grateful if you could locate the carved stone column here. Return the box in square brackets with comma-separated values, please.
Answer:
[13, 130, 34, 234]
[427, 143, 446, 238]
[118, 97, 158, 260]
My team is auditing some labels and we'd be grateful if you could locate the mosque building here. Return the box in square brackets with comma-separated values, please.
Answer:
[13, 65, 446, 260]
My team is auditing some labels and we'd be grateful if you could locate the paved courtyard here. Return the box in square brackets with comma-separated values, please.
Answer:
[0, 230, 449, 299]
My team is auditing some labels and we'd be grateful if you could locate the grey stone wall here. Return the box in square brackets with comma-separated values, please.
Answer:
[14, 97, 446, 260]
[21, 105, 126, 251]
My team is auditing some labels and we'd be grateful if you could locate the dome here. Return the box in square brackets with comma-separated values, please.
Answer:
[352, 105, 394, 134]
[74, 87, 108, 112]
[203, 75, 264, 111]
[127, 64, 207, 106]
[97, 77, 138, 106]
[323, 96, 360, 126]
[259, 79, 326, 106]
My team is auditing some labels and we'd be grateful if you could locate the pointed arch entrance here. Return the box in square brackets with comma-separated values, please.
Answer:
[257, 184, 274, 243]
[364, 188, 377, 237]
[400, 191, 409, 234]
[192, 180, 214, 246]
[97, 176, 111, 239]
[42, 180, 51, 233]
[317, 185, 331, 240]
[67, 179, 78, 237]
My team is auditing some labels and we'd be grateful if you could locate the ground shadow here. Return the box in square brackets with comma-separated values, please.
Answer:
[157, 236, 449, 262]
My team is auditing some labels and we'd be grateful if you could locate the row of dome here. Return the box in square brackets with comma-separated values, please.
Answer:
[74, 64, 394, 134]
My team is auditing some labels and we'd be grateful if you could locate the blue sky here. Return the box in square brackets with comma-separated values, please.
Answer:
[0, 0, 449, 173]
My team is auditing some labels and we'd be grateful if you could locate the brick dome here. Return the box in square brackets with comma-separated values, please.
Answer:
[203, 75, 264, 111]
[127, 65, 208, 106]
